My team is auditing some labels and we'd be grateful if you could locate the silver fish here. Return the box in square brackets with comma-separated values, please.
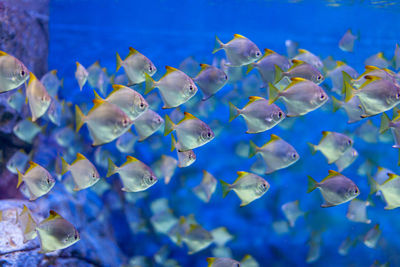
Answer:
[0, 50, 29, 93]
[193, 63, 228, 100]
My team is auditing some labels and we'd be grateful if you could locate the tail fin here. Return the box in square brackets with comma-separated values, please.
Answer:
[246, 63, 255, 75]
[116, 52, 123, 72]
[60, 157, 69, 175]
[307, 142, 317, 155]
[144, 73, 155, 95]
[307, 176, 318, 193]
[75, 105, 85, 132]
[16, 169, 23, 188]
[171, 134, 177, 152]
[164, 114, 176, 136]
[274, 65, 285, 84]
[220, 179, 231, 198]
[212, 36, 224, 54]
[268, 83, 280, 104]
[93, 89, 104, 100]
[342, 71, 354, 102]
[331, 96, 343, 112]
[379, 112, 391, 134]
[368, 175, 379, 195]
[228, 102, 240, 122]
[248, 140, 258, 158]
[106, 158, 118, 177]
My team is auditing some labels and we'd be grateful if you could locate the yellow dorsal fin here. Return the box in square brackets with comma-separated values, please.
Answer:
[298, 48, 309, 54]
[71, 153, 86, 165]
[92, 61, 100, 67]
[263, 134, 281, 147]
[22, 204, 29, 214]
[383, 68, 395, 76]
[377, 166, 384, 172]
[43, 210, 62, 223]
[264, 48, 276, 55]
[321, 170, 341, 182]
[188, 224, 199, 233]
[28, 72, 37, 87]
[126, 155, 139, 163]
[359, 75, 382, 89]
[234, 171, 249, 183]
[393, 111, 400, 122]
[206, 258, 216, 266]
[165, 66, 179, 75]
[75, 62, 81, 68]
[290, 59, 306, 68]
[377, 52, 384, 59]
[244, 96, 264, 109]
[50, 70, 57, 75]
[25, 161, 38, 174]
[128, 47, 139, 57]
[365, 65, 379, 71]
[181, 112, 197, 122]
[0, 51, 8, 57]
[179, 216, 186, 225]
[233, 34, 246, 39]
[290, 77, 307, 82]
[92, 99, 105, 110]
[320, 131, 331, 142]
[383, 173, 400, 184]
[336, 61, 346, 67]
[110, 84, 126, 96]
[199, 63, 211, 70]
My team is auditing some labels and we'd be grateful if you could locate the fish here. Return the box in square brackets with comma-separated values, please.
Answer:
[87, 61, 110, 96]
[213, 34, 262, 67]
[132, 108, 164, 141]
[249, 134, 299, 173]
[75, 62, 88, 91]
[60, 153, 100, 191]
[144, 66, 198, 108]
[171, 134, 196, 168]
[274, 59, 324, 84]
[352, 65, 398, 89]
[240, 254, 259, 267]
[107, 156, 158, 192]
[339, 29, 358, 52]
[380, 112, 400, 148]
[164, 112, 214, 151]
[370, 173, 400, 209]
[306, 232, 321, 263]
[308, 131, 353, 164]
[0, 50, 29, 93]
[116, 47, 157, 85]
[246, 48, 291, 86]
[364, 52, 390, 68]
[6, 149, 30, 174]
[7, 89, 25, 112]
[220, 171, 270, 206]
[75, 99, 133, 146]
[182, 223, 214, 254]
[268, 77, 329, 117]
[229, 96, 285, 133]
[192, 170, 217, 203]
[179, 56, 201, 77]
[193, 63, 228, 100]
[363, 224, 381, 248]
[355, 120, 379, 143]
[26, 72, 51, 122]
[206, 257, 241, 267]
[46, 97, 63, 126]
[151, 210, 179, 235]
[211, 227, 233, 247]
[116, 131, 137, 154]
[307, 170, 360, 207]
[13, 119, 45, 144]
[326, 62, 359, 94]
[36, 210, 80, 253]
[53, 125, 76, 147]
[346, 199, 371, 224]
[40, 69, 63, 97]
[331, 95, 364, 123]
[344, 75, 400, 117]
[281, 200, 305, 227]
[16, 161, 55, 200]
[93, 84, 148, 120]
[154, 155, 178, 184]
[338, 237, 357, 256]
[17, 205, 37, 243]
[334, 147, 358, 172]
[293, 49, 323, 69]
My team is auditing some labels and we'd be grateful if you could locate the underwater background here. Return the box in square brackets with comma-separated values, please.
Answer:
[2, 0, 400, 266]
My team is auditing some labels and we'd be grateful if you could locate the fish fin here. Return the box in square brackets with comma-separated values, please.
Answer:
[383, 173, 400, 185]
[206, 258, 216, 267]
[246, 63, 255, 74]
[322, 170, 341, 180]
[228, 102, 240, 122]
[60, 157, 69, 175]
[331, 96, 343, 112]
[164, 114, 176, 136]
[92, 99, 105, 110]
[126, 155, 139, 163]
[248, 140, 258, 158]
[268, 82, 280, 104]
[240, 201, 250, 207]
[106, 158, 118, 177]
[212, 35, 224, 54]
[379, 113, 391, 134]
[144, 73, 155, 94]
[0, 50, 8, 56]
[342, 72, 355, 102]
[321, 202, 336, 208]
[93, 89, 103, 100]
[359, 75, 382, 90]
[71, 153, 86, 165]
[365, 65, 379, 71]
[274, 65, 284, 84]
[298, 48, 309, 54]
[74, 105, 86, 132]
[268, 134, 281, 143]
[199, 63, 211, 72]
[181, 112, 197, 122]
[367, 175, 379, 195]
[290, 59, 306, 68]
[171, 134, 177, 152]
[234, 171, 248, 183]
[233, 34, 246, 39]
[16, 169, 23, 188]
[307, 142, 317, 155]
[220, 179, 231, 198]
[165, 66, 179, 74]
[307, 176, 318, 193]
[116, 52, 123, 72]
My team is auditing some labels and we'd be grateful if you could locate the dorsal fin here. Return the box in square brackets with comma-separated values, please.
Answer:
[264, 48, 276, 55]
[92, 99, 105, 110]
[263, 134, 281, 147]
[126, 155, 139, 163]
[244, 96, 264, 108]
[128, 47, 139, 57]
[233, 34, 246, 39]
[321, 170, 341, 181]
[365, 65, 379, 71]
[199, 63, 211, 70]
[92, 61, 100, 67]
[234, 171, 249, 183]
[290, 77, 307, 82]
[50, 70, 57, 75]
[383, 68, 395, 76]
[291, 59, 306, 68]
[0, 51, 8, 57]
[320, 131, 331, 142]
[359, 75, 382, 89]
[25, 161, 38, 174]
[383, 173, 400, 185]
[42, 210, 62, 224]
[72, 153, 86, 165]
[181, 112, 197, 122]
[165, 66, 179, 75]
[336, 61, 346, 67]
[110, 84, 126, 96]
[28, 72, 37, 87]
[377, 52, 385, 59]
[298, 48, 309, 54]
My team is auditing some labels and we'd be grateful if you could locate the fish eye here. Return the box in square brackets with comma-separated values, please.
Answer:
[292, 153, 297, 159]
[189, 84, 194, 91]
[46, 177, 51, 184]
[149, 66, 153, 72]
[278, 111, 283, 118]
[224, 74, 228, 80]
[320, 94, 325, 100]
[397, 93, 400, 99]
[347, 139, 352, 146]
[92, 172, 96, 178]
[256, 51, 261, 57]
[20, 70, 25, 76]
[74, 232, 78, 240]
[207, 131, 212, 138]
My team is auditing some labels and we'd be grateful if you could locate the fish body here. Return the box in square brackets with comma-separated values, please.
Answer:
[193, 64, 227, 100]
[132, 108, 164, 141]
[26, 73, 51, 122]
[0, 51, 29, 93]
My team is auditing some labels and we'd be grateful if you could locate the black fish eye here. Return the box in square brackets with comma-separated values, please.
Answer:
[278, 111, 282, 118]
[21, 70, 25, 76]
[149, 66, 152, 72]
[292, 153, 297, 159]
[256, 51, 261, 57]
[207, 132, 211, 138]
[347, 140, 352, 145]
[47, 178, 51, 184]
[317, 75, 321, 80]
[320, 94, 325, 100]
[74, 233, 78, 239]
[224, 74, 228, 80]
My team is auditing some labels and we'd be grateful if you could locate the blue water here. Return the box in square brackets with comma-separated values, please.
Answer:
[46, 0, 400, 266]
